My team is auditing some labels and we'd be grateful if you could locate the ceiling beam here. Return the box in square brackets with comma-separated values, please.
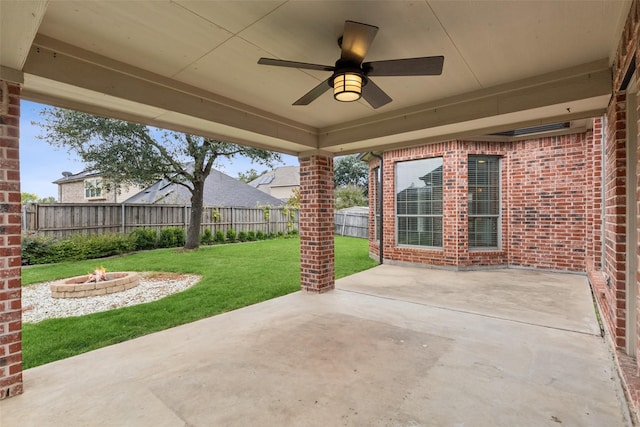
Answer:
[334, 106, 607, 155]
[23, 35, 319, 152]
[0, 1, 48, 70]
[318, 59, 612, 150]
[0, 66, 23, 85]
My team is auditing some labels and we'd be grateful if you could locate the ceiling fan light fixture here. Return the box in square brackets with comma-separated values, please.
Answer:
[333, 72, 362, 102]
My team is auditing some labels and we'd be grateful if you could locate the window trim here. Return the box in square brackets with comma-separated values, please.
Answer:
[84, 178, 104, 200]
[468, 155, 502, 251]
[394, 157, 444, 249]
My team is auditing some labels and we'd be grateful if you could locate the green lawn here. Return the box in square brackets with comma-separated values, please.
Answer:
[22, 236, 377, 369]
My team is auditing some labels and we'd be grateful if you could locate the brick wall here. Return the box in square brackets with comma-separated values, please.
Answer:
[508, 134, 589, 271]
[600, 94, 629, 349]
[368, 133, 593, 272]
[0, 81, 23, 399]
[299, 155, 334, 293]
[597, 0, 640, 417]
[60, 180, 89, 203]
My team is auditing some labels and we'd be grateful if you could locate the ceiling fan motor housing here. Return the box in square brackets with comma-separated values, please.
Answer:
[329, 59, 368, 88]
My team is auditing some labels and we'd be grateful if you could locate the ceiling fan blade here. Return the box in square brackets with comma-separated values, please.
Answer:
[258, 58, 335, 72]
[293, 78, 332, 105]
[364, 56, 444, 76]
[340, 21, 379, 64]
[362, 78, 392, 109]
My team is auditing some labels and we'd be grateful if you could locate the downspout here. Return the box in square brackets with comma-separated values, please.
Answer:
[370, 153, 384, 264]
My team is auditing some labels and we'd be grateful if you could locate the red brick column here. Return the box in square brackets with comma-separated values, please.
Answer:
[299, 154, 334, 293]
[602, 93, 629, 349]
[0, 81, 23, 399]
[591, 118, 604, 269]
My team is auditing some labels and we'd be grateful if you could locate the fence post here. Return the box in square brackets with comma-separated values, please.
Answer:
[184, 205, 188, 234]
[121, 203, 125, 235]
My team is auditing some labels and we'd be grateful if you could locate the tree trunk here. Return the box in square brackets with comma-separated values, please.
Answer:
[185, 180, 205, 249]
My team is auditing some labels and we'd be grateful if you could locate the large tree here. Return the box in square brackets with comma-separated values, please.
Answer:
[335, 184, 368, 210]
[237, 168, 267, 183]
[37, 108, 281, 249]
[334, 154, 369, 194]
[21, 192, 56, 204]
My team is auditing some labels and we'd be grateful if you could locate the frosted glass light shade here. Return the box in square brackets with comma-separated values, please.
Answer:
[333, 73, 362, 102]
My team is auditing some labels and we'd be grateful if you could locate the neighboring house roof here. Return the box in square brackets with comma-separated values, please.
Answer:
[248, 166, 299, 190]
[52, 170, 101, 184]
[124, 168, 285, 207]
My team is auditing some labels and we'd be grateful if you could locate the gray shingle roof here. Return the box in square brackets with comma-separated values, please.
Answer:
[248, 166, 299, 189]
[123, 168, 285, 207]
[52, 170, 100, 184]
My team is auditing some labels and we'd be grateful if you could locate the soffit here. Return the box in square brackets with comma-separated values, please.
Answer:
[1, 1, 633, 155]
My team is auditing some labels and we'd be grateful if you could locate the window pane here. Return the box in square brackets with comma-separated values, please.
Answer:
[396, 158, 443, 247]
[469, 157, 499, 216]
[469, 217, 498, 247]
[84, 179, 102, 198]
[468, 156, 500, 249]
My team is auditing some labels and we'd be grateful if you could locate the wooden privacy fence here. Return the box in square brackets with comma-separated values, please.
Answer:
[334, 208, 368, 239]
[22, 203, 298, 238]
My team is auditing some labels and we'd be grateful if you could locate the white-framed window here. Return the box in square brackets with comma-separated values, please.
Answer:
[395, 158, 443, 248]
[84, 178, 103, 199]
[468, 156, 501, 249]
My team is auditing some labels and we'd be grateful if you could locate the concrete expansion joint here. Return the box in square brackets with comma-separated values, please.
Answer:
[337, 288, 602, 337]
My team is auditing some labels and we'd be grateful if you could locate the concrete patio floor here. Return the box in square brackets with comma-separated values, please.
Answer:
[1, 265, 631, 426]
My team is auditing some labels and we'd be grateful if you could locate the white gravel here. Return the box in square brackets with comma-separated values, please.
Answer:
[22, 272, 201, 324]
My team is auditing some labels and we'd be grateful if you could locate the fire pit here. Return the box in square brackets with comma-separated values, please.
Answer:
[50, 268, 139, 299]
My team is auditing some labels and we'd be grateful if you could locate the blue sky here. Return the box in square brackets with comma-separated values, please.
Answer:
[19, 101, 298, 199]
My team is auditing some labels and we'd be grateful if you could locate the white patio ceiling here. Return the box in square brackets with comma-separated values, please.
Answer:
[0, 1, 632, 156]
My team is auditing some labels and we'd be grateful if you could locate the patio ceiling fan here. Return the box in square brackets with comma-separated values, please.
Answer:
[257, 20, 444, 109]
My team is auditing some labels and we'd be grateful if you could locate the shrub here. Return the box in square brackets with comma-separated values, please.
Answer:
[158, 227, 186, 248]
[129, 228, 157, 250]
[226, 228, 237, 243]
[238, 231, 248, 242]
[22, 234, 56, 265]
[200, 228, 214, 245]
[21, 232, 134, 266]
[214, 230, 226, 244]
[80, 233, 135, 259]
[256, 230, 266, 240]
[247, 231, 256, 241]
[287, 229, 299, 237]
[277, 231, 284, 238]
[268, 232, 277, 240]
[49, 237, 82, 262]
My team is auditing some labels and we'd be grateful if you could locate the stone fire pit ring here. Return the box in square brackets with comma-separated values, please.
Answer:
[50, 272, 139, 298]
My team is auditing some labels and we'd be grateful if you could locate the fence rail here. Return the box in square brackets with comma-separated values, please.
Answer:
[22, 203, 369, 240]
[23, 203, 298, 238]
